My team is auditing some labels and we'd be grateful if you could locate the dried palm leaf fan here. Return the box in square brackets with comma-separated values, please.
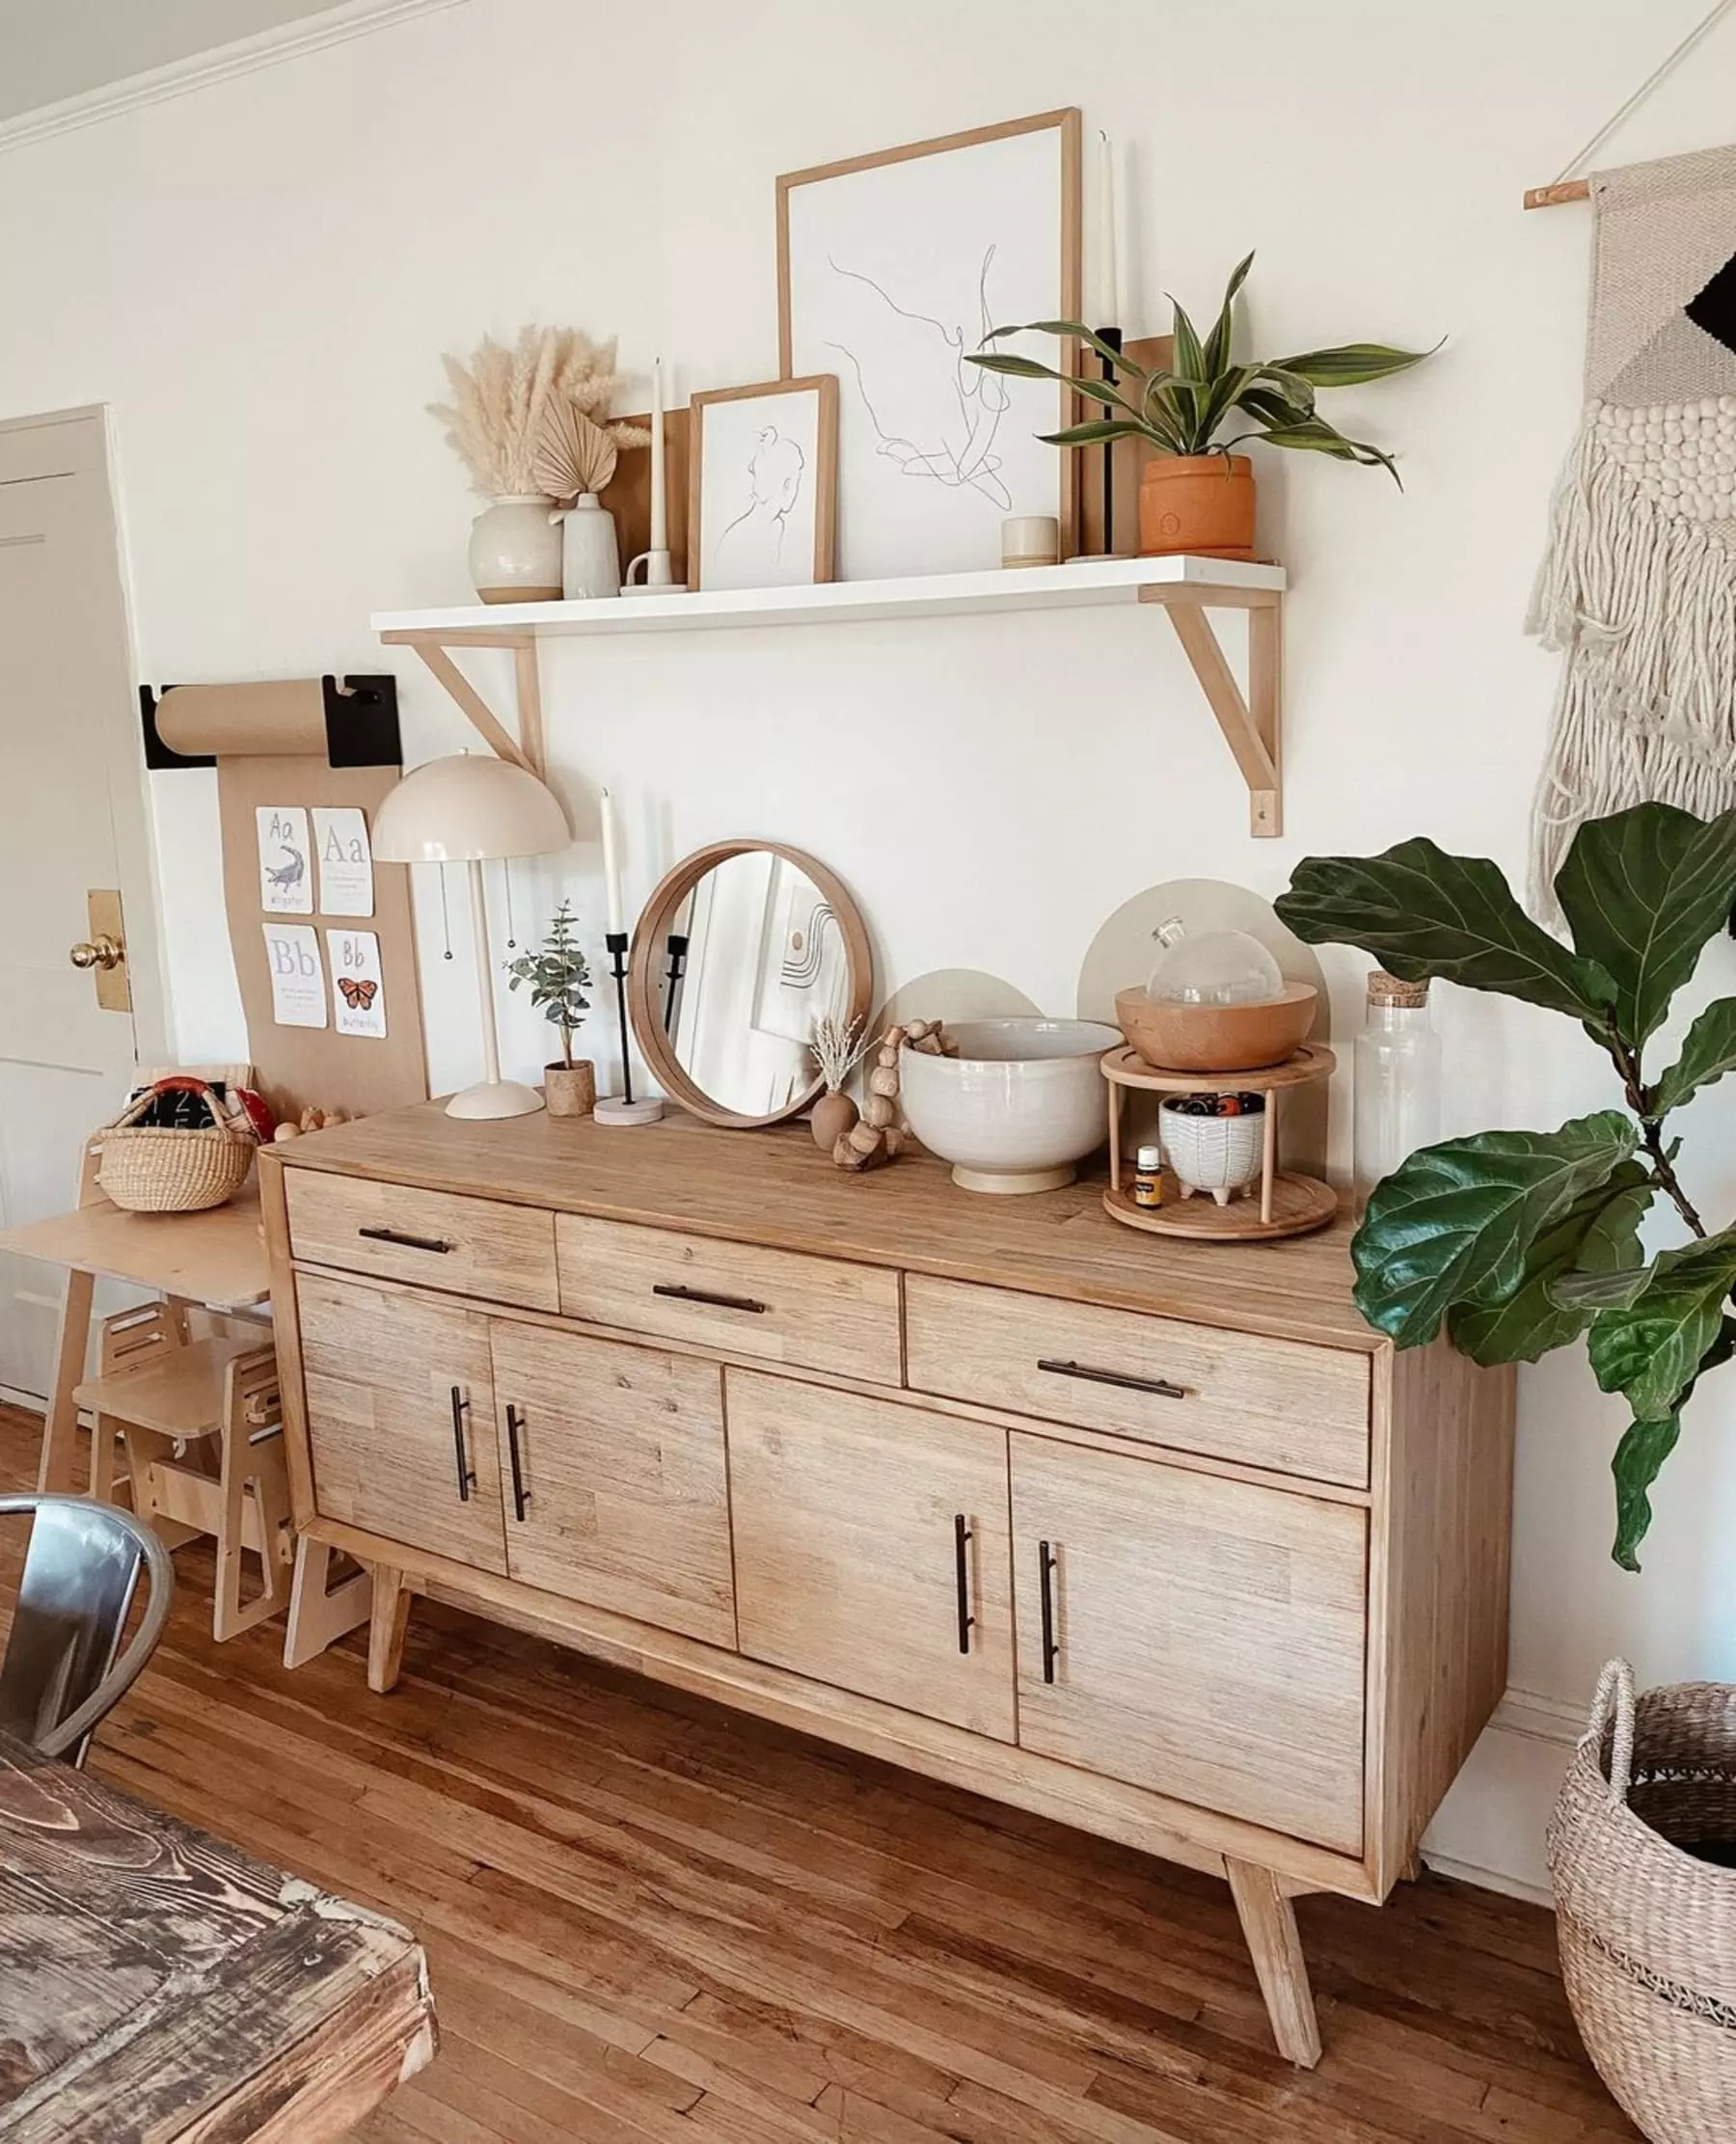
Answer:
[534, 402, 618, 509]
[429, 324, 649, 498]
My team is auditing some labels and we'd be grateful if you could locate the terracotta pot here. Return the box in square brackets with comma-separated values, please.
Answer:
[544, 1061, 596, 1118]
[811, 1091, 859, 1153]
[1138, 454, 1257, 560]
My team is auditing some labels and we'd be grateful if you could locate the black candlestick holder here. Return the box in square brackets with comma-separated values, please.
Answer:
[663, 933, 690, 1032]
[1096, 324, 1125, 556]
[593, 929, 664, 1126]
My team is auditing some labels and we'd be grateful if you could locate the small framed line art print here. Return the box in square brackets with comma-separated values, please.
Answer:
[688, 376, 838, 592]
[778, 108, 1082, 581]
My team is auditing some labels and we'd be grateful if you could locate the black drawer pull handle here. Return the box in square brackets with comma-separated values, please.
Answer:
[505, 1403, 529, 1523]
[1039, 1539, 1060, 1684]
[653, 1283, 769, 1316]
[954, 1513, 974, 1655]
[449, 1386, 476, 1502]
[360, 1225, 452, 1255]
[1038, 1357, 1185, 1400]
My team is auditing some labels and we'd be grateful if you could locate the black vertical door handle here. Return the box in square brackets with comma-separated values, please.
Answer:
[1039, 1539, 1060, 1683]
[953, 1513, 974, 1654]
[505, 1404, 529, 1522]
[449, 1385, 476, 1502]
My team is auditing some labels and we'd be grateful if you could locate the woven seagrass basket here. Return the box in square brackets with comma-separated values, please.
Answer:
[95, 1083, 257, 1214]
[1549, 1660, 1736, 2142]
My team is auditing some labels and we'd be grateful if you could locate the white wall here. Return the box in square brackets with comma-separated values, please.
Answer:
[4, 0, 1734, 1897]
[0, 0, 339, 119]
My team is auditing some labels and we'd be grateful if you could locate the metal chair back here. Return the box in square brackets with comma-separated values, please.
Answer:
[0, 1494, 175, 1766]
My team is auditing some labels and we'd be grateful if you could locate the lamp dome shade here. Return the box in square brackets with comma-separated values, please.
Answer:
[371, 753, 570, 863]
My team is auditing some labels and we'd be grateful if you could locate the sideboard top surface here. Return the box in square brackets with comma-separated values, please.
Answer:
[270, 1102, 1378, 1350]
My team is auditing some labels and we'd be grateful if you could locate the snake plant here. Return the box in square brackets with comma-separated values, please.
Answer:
[966, 252, 1432, 482]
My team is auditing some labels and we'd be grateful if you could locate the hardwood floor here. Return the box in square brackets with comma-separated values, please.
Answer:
[0, 1404, 1635, 2142]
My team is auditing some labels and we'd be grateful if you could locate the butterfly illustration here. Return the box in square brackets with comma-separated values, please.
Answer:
[338, 977, 378, 1011]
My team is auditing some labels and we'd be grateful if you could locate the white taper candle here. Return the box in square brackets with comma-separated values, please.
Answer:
[600, 787, 624, 935]
[649, 357, 667, 556]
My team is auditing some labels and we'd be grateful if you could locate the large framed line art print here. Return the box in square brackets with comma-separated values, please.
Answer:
[778, 108, 1082, 581]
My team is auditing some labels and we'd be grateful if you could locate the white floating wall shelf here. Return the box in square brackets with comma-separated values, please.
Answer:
[370, 554, 1288, 835]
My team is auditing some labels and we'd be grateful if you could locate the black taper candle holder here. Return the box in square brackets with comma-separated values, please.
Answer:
[606, 930, 633, 1105]
[663, 934, 690, 1032]
[1096, 324, 1124, 556]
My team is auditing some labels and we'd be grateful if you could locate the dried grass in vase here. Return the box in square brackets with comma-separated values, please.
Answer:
[430, 325, 649, 501]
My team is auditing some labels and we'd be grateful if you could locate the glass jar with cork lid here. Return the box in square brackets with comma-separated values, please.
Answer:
[1353, 969, 1441, 1211]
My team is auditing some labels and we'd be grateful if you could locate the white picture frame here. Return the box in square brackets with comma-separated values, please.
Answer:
[778, 108, 1082, 582]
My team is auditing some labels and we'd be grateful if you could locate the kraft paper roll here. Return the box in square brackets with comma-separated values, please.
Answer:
[155, 679, 328, 759]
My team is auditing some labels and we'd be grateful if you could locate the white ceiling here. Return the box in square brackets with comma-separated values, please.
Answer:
[0, 0, 339, 121]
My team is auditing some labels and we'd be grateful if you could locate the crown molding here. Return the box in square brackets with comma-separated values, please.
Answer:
[0, 0, 472, 154]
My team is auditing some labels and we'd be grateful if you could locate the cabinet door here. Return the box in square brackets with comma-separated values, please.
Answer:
[1011, 1434, 1366, 1853]
[298, 1270, 507, 1575]
[726, 1371, 1015, 1740]
[489, 1321, 735, 1647]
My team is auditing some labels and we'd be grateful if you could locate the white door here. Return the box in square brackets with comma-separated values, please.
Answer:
[0, 409, 164, 1402]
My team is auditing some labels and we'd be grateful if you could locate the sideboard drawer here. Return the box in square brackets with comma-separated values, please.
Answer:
[556, 1214, 902, 1384]
[285, 1171, 558, 1312]
[906, 1276, 1370, 1489]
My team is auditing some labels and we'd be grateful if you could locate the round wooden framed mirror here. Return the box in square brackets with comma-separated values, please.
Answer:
[627, 840, 875, 1129]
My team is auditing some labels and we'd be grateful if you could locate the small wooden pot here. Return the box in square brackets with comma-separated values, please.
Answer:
[544, 1061, 596, 1118]
[811, 1090, 859, 1152]
[1139, 454, 1257, 560]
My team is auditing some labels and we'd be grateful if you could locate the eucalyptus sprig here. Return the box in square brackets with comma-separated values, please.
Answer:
[1273, 802, 1736, 1569]
[966, 252, 1433, 482]
[503, 898, 592, 1070]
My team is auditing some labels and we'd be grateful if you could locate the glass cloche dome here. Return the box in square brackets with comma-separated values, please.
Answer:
[1147, 917, 1284, 1006]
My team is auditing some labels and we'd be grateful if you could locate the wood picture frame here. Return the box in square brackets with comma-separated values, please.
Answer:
[777, 108, 1082, 581]
[688, 375, 838, 593]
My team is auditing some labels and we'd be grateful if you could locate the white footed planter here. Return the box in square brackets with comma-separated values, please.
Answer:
[469, 495, 563, 605]
[1161, 1100, 1263, 1205]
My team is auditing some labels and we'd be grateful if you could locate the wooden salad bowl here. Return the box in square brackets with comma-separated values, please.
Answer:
[1114, 982, 1318, 1073]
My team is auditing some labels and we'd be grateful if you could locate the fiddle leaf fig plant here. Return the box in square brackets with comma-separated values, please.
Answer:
[1272, 801, 1736, 1570]
[964, 251, 1434, 481]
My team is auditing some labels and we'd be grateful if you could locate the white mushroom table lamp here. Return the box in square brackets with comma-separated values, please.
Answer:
[372, 752, 569, 1120]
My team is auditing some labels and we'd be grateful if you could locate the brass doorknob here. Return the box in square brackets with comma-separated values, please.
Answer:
[69, 933, 124, 971]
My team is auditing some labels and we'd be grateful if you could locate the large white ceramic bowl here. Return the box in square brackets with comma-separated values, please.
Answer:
[900, 1018, 1121, 1195]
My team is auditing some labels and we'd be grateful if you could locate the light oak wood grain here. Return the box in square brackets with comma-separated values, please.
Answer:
[276, 1105, 1378, 1349]
[726, 1372, 1016, 1743]
[299, 1271, 507, 1577]
[907, 1274, 1370, 1489]
[286, 1170, 558, 1313]
[1009, 1433, 1367, 1854]
[490, 1321, 736, 1648]
[1226, 1858, 1321, 2069]
[556, 1211, 902, 1385]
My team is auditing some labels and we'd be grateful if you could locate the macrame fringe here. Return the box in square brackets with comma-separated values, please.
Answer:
[1527, 408, 1736, 917]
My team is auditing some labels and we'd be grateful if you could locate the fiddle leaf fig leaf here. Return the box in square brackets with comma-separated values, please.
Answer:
[1351, 1112, 1639, 1349]
[1587, 1227, 1736, 1420]
[1449, 1167, 1652, 1366]
[1275, 840, 1617, 1020]
[1555, 802, 1736, 1047]
[1652, 998, 1736, 1116]
[1611, 1413, 1681, 1572]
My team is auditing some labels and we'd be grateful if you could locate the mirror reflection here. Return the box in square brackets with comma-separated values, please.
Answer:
[655, 852, 853, 1119]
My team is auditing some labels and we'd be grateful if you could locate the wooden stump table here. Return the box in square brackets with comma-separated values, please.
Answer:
[0, 1728, 435, 2140]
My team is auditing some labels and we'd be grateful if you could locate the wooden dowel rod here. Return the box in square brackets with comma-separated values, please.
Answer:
[1523, 178, 1592, 210]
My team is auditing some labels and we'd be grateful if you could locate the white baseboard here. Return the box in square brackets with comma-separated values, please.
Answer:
[1422, 1684, 1587, 1904]
[0, 0, 472, 154]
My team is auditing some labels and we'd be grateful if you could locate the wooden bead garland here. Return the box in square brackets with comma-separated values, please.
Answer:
[831, 1018, 958, 1171]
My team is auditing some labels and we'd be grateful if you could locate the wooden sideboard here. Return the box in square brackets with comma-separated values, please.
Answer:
[260, 1104, 1515, 2069]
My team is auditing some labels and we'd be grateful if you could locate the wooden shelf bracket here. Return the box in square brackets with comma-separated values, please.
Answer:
[1140, 583, 1283, 837]
[382, 628, 547, 780]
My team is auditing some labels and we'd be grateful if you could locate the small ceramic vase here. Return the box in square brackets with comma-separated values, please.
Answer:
[544, 1061, 597, 1119]
[559, 494, 622, 600]
[811, 1090, 859, 1153]
[469, 495, 562, 604]
[1160, 1099, 1262, 1206]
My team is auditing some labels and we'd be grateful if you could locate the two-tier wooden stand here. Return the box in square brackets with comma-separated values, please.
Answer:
[1101, 1043, 1339, 1242]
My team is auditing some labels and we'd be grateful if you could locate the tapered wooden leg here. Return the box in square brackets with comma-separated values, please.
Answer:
[1226, 1858, 1322, 2068]
[367, 1566, 413, 1695]
[39, 1267, 95, 1492]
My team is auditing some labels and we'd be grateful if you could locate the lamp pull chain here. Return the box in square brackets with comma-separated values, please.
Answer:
[438, 863, 454, 961]
[503, 859, 518, 949]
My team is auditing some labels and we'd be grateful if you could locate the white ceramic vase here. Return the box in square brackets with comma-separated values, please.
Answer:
[468, 495, 562, 605]
[559, 494, 621, 600]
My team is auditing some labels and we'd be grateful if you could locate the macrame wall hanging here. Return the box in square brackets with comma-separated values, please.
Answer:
[1524, 0, 1736, 913]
